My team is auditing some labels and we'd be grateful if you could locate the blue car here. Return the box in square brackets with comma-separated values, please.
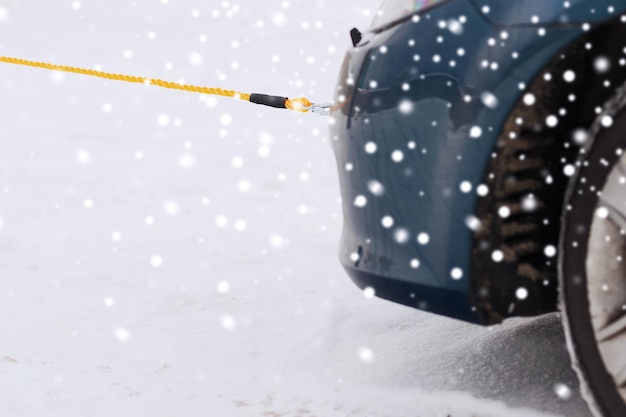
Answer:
[330, 1, 626, 415]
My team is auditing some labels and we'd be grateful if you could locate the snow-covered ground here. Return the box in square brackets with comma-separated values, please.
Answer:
[0, 1, 593, 416]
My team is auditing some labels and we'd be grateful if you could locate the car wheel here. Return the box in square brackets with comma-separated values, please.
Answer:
[560, 82, 626, 417]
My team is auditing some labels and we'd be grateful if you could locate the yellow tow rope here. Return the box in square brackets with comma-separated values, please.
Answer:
[0, 56, 329, 115]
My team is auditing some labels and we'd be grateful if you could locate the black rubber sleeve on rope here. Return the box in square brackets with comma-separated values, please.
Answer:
[250, 93, 287, 109]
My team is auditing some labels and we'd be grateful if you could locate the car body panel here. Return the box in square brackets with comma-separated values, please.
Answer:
[330, 0, 626, 323]
[469, 0, 621, 27]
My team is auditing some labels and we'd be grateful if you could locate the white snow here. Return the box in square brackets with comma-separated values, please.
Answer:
[0, 1, 592, 417]
[470, 125, 483, 138]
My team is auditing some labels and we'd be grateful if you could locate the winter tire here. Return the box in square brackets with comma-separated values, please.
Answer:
[560, 83, 626, 417]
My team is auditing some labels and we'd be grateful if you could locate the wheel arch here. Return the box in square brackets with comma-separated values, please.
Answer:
[471, 15, 626, 324]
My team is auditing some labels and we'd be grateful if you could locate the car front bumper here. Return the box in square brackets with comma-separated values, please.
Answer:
[329, 0, 585, 323]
